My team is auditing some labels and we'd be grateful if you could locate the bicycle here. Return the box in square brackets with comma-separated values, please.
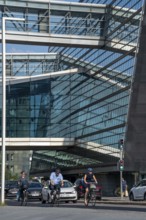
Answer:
[50, 185, 60, 207]
[19, 189, 28, 206]
[85, 182, 97, 207]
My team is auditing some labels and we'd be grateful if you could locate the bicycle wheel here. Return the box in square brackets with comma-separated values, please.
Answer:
[20, 193, 24, 206]
[24, 190, 28, 206]
[56, 191, 60, 207]
[90, 191, 96, 207]
[50, 192, 56, 207]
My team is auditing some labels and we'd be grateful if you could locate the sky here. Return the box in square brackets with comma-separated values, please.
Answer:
[7, 44, 48, 53]
[0, 43, 48, 54]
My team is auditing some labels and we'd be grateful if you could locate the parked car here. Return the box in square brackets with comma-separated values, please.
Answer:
[27, 182, 42, 200]
[129, 179, 146, 201]
[0, 181, 14, 196]
[5, 181, 19, 197]
[41, 180, 77, 203]
[74, 178, 102, 200]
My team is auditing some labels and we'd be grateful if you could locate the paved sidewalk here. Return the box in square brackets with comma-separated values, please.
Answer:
[79, 197, 146, 206]
[97, 197, 146, 205]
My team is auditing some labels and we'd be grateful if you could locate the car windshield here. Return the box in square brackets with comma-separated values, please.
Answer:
[62, 181, 73, 188]
[29, 183, 42, 188]
[5, 181, 18, 188]
[136, 180, 146, 187]
[74, 179, 82, 185]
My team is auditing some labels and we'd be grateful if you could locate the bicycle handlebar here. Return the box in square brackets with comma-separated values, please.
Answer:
[86, 182, 97, 185]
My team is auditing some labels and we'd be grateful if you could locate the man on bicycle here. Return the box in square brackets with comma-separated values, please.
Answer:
[17, 171, 29, 201]
[50, 168, 64, 199]
[83, 168, 98, 205]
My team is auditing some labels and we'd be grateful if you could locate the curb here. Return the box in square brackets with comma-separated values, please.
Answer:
[78, 198, 146, 206]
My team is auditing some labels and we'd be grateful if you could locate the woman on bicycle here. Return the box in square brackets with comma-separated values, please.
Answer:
[83, 168, 98, 205]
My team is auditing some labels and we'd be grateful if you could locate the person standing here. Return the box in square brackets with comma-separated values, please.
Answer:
[17, 171, 29, 201]
[122, 178, 128, 197]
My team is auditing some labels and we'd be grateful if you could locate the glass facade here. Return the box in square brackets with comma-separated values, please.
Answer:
[0, 0, 144, 174]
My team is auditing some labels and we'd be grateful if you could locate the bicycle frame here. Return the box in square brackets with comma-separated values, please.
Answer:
[85, 182, 97, 207]
[50, 187, 60, 207]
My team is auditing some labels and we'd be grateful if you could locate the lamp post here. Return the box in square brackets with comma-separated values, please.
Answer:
[1, 17, 25, 204]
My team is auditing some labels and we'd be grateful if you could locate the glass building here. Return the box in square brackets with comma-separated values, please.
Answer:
[0, 0, 146, 189]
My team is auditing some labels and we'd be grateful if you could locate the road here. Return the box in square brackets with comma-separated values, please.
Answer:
[1, 198, 146, 220]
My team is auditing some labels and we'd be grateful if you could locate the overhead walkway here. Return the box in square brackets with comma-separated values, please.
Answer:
[29, 139, 120, 174]
[0, 0, 140, 53]
[0, 137, 120, 157]
[0, 137, 75, 151]
[0, 137, 120, 173]
[0, 53, 131, 89]
[5, 68, 82, 85]
[0, 137, 119, 160]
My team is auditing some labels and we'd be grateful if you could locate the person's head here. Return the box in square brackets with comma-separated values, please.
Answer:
[87, 168, 93, 174]
[21, 171, 26, 177]
[55, 168, 61, 176]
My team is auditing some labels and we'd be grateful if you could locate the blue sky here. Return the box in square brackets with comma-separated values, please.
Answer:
[0, 43, 48, 54]
[7, 44, 48, 53]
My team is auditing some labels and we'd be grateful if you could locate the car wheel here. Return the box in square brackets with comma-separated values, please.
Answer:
[77, 194, 81, 200]
[65, 201, 69, 203]
[73, 200, 77, 203]
[42, 200, 46, 204]
[129, 192, 134, 201]
[41, 197, 46, 204]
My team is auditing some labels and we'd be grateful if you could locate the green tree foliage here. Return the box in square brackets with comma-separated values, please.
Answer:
[0, 165, 19, 180]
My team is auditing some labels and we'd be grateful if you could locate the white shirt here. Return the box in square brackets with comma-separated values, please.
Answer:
[50, 172, 63, 185]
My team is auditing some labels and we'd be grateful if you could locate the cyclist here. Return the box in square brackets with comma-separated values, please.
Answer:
[17, 171, 29, 202]
[50, 168, 64, 200]
[83, 168, 98, 205]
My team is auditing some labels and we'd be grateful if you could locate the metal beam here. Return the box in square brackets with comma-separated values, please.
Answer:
[4, 68, 81, 85]
[0, 0, 140, 19]
[0, 138, 75, 151]
[0, 32, 105, 48]
[0, 53, 58, 61]
[0, 32, 136, 52]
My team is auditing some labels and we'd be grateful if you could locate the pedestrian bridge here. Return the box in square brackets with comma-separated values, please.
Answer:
[0, 0, 140, 53]
[0, 53, 132, 89]
[0, 137, 120, 163]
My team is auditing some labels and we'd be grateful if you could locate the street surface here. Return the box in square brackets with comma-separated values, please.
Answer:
[0, 198, 146, 220]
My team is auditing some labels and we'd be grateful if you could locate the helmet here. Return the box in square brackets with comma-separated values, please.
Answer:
[87, 168, 93, 172]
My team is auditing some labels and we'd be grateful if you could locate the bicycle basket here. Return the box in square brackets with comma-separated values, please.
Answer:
[90, 184, 96, 189]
